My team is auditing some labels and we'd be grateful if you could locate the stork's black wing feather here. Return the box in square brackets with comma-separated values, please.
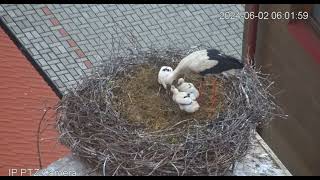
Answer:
[200, 49, 244, 76]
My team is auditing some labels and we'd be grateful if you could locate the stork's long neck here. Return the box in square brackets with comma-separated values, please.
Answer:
[171, 68, 181, 79]
[169, 57, 189, 83]
[167, 66, 183, 85]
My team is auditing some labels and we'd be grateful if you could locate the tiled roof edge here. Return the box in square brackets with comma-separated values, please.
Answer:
[0, 17, 63, 99]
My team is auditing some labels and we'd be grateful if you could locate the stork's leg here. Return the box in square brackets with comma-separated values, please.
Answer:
[210, 78, 217, 116]
[198, 77, 205, 104]
[166, 86, 171, 97]
[157, 86, 161, 96]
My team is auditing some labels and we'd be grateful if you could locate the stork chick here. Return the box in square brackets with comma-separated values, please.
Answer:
[158, 66, 173, 90]
[171, 85, 200, 113]
[177, 78, 199, 100]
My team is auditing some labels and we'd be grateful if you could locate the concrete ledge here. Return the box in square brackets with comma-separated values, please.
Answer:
[232, 132, 291, 176]
[34, 132, 291, 176]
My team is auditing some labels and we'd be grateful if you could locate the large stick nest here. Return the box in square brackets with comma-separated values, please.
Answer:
[56, 49, 284, 176]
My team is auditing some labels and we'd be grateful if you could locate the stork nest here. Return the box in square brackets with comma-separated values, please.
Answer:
[56, 49, 284, 176]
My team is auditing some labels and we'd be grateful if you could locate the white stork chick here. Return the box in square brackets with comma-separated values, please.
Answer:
[158, 66, 173, 89]
[177, 78, 199, 100]
[171, 85, 200, 113]
[164, 49, 244, 87]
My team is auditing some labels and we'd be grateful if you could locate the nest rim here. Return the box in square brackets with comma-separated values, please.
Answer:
[56, 49, 283, 176]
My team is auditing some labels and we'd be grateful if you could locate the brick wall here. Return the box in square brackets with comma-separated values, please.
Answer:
[0, 27, 68, 176]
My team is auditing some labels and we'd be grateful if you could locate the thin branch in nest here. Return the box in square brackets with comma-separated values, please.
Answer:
[127, 93, 133, 104]
[37, 107, 52, 169]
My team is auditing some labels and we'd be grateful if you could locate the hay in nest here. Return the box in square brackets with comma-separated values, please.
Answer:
[56, 49, 284, 176]
[113, 64, 225, 132]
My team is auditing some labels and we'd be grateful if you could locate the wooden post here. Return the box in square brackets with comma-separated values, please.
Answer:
[242, 4, 259, 65]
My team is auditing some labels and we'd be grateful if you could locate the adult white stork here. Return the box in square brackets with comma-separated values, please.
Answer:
[164, 48, 244, 112]
[163, 48, 244, 87]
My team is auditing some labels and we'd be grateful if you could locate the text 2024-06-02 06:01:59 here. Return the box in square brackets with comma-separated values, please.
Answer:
[218, 11, 309, 20]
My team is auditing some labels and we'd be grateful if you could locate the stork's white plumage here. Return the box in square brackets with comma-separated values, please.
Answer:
[164, 49, 244, 87]
[177, 78, 199, 100]
[171, 85, 200, 113]
[158, 66, 173, 89]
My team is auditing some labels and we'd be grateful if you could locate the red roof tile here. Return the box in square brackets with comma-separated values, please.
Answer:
[50, 18, 60, 26]
[58, 28, 68, 37]
[84, 60, 93, 68]
[75, 49, 85, 58]
[41, 7, 52, 16]
[67, 39, 77, 47]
